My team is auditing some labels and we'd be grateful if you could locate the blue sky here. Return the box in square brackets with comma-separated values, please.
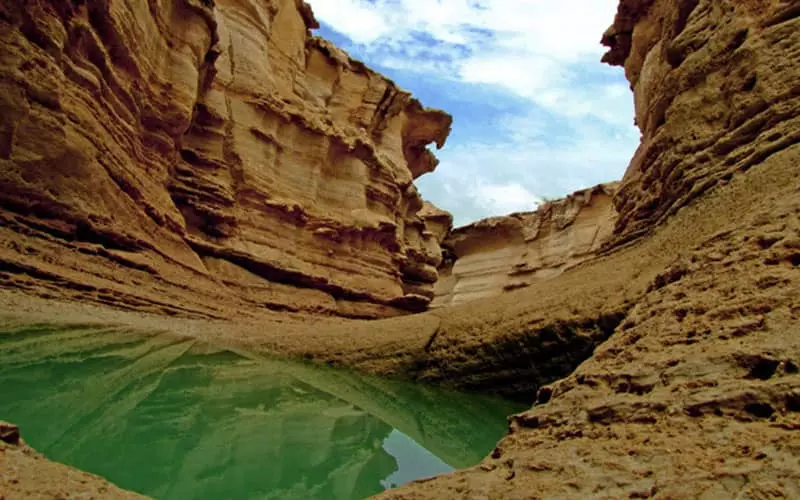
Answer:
[309, 0, 639, 226]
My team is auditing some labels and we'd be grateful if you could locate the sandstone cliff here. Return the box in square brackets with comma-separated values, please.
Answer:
[0, 0, 451, 319]
[377, 0, 800, 496]
[433, 183, 618, 307]
[602, 0, 800, 244]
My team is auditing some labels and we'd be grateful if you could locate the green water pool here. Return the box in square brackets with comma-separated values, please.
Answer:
[0, 322, 524, 499]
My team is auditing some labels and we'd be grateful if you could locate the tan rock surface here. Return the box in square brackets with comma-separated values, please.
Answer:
[602, 0, 800, 244]
[0, 0, 451, 319]
[433, 183, 619, 307]
[379, 150, 800, 497]
[376, 0, 800, 496]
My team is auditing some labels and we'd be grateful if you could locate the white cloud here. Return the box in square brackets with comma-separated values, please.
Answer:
[310, 0, 617, 57]
[308, 0, 623, 120]
[308, 0, 391, 43]
[474, 182, 542, 215]
[459, 55, 563, 95]
[416, 111, 640, 226]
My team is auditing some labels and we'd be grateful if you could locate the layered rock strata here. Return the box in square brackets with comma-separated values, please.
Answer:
[382, 144, 800, 499]
[603, 0, 800, 243]
[378, 0, 800, 496]
[433, 183, 618, 306]
[0, 0, 451, 319]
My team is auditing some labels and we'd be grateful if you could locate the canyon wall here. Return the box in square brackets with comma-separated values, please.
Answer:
[603, 0, 800, 243]
[382, 0, 800, 496]
[433, 183, 618, 307]
[430, 0, 800, 307]
[0, 0, 451, 319]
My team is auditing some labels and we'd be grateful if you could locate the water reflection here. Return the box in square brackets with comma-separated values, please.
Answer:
[0, 323, 523, 499]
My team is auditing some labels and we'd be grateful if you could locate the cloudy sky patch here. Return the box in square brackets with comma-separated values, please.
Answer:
[309, 0, 639, 226]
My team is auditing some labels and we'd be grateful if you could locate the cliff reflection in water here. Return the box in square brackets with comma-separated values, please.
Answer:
[0, 322, 522, 499]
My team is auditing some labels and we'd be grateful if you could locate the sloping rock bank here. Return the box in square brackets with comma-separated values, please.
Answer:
[381, 156, 800, 497]
[0, 0, 451, 319]
[378, 0, 800, 496]
[0, 421, 144, 499]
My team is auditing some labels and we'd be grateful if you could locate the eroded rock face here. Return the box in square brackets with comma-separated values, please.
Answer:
[0, 0, 451, 318]
[602, 0, 800, 243]
[380, 149, 800, 498]
[433, 183, 619, 306]
[376, 0, 800, 496]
